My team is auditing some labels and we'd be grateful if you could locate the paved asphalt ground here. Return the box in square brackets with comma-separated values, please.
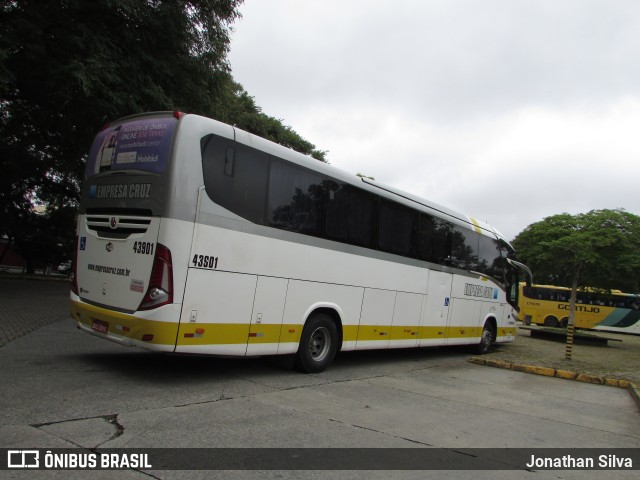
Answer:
[0, 278, 638, 479]
[0, 277, 71, 347]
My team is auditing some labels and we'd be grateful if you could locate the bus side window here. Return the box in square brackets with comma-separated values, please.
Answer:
[450, 226, 479, 270]
[416, 214, 451, 265]
[324, 181, 377, 248]
[201, 135, 269, 224]
[477, 233, 502, 278]
[224, 147, 235, 177]
[267, 160, 325, 236]
[378, 198, 419, 257]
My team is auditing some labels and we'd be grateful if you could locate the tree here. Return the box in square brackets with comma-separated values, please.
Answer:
[513, 209, 640, 292]
[0, 0, 326, 271]
[513, 209, 640, 358]
[219, 82, 327, 161]
[0, 0, 243, 269]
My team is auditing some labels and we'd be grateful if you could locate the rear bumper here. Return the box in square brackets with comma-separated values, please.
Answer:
[70, 293, 180, 352]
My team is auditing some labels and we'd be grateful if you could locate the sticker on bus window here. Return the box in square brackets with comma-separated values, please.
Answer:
[86, 116, 177, 177]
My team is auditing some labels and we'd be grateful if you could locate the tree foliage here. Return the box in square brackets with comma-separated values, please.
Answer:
[513, 209, 640, 294]
[0, 0, 325, 271]
[219, 83, 327, 161]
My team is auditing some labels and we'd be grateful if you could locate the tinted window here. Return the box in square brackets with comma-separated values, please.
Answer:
[478, 233, 502, 277]
[202, 136, 498, 273]
[378, 199, 419, 256]
[527, 287, 569, 302]
[325, 181, 377, 248]
[450, 225, 478, 270]
[201, 135, 269, 224]
[416, 214, 452, 264]
[267, 161, 325, 235]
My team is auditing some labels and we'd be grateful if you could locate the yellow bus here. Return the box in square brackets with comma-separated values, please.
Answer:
[518, 284, 640, 334]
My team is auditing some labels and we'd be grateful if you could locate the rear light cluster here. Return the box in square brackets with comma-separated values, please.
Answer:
[139, 243, 173, 310]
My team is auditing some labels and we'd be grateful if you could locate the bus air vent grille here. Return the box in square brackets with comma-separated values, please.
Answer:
[85, 210, 152, 239]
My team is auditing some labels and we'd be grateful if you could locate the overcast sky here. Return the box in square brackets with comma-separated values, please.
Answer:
[228, 0, 640, 240]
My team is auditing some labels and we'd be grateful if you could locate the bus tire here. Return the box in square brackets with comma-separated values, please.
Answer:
[294, 313, 338, 373]
[475, 321, 496, 355]
[544, 316, 559, 328]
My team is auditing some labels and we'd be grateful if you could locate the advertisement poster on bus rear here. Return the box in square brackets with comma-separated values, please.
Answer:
[86, 116, 177, 177]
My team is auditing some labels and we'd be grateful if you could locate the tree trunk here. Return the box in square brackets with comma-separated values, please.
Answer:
[565, 268, 580, 360]
[0, 236, 12, 265]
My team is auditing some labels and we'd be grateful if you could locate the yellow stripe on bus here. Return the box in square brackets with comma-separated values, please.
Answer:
[469, 217, 483, 234]
[71, 300, 514, 348]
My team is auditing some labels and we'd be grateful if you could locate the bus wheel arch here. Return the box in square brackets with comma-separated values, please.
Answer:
[294, 308, 342, 374]
[475, 317, 497, 355]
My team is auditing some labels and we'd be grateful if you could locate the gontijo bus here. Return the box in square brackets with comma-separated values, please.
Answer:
[70, 112, 528, 372]
[518, 283, 640, 334]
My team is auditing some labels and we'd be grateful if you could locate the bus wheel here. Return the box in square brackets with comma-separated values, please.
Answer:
[544, 316, 559, 328]
[560, 317, 569, 328]
[294, 313, 338, 373]
[475, 322, 496, 355]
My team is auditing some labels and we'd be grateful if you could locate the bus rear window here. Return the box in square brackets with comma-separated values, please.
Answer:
[86, 116, 177, 178]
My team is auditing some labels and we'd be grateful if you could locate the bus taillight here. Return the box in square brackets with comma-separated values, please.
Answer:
[139, 244, 173, 311]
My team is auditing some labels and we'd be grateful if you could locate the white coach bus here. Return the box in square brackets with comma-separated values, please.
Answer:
[70, 111, 526, 372]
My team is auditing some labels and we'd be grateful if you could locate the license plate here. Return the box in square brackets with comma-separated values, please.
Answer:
[91, 319, 109, 334]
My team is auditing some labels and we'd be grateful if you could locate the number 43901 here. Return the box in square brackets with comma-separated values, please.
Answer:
[192, 254, 219, 269]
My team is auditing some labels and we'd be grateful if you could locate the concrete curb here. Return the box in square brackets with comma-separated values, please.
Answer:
[469, 357, 640, 412]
